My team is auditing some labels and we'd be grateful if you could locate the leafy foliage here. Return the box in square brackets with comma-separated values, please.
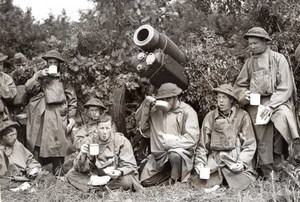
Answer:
[1, 0, 300, 127]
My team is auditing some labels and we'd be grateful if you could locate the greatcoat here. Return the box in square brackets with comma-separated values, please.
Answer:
[25, 70, 77, 157]
[136, 100, 200, 182]
[235, 47, 299, 165]
[194, 106, 257, 189]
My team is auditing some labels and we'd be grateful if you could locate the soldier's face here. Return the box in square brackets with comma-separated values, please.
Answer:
[14, 62, 27, 74]
[248, 37, 267, 54]
[87, 106, 102, 121]
[47, 58, 59, 66]
[217, 93, 233, 113]
[97, 120, 112, 142]
[161, 96, 175, 111]
[1, 127, 17, 146]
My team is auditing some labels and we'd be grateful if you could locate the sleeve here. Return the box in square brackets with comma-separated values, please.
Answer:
[117, 137, 138, 175]
[25, 148, 42, 174]
[25, 70, 45, 95]
[237, 112, 257, 168]
[73, 127, 94, 151]
[0, 74, 17, 101]
[135, 99, 151, 138]
[194, 114, 212, 167]
[266, 55, 293, 108]
[65, 84, 77, 118]
[234, 59, 251, 105]
[73, 152, 93, 173]
[177, 106, 200, 150]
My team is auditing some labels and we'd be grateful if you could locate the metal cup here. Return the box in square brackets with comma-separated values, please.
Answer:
[89, 144, 99, 156]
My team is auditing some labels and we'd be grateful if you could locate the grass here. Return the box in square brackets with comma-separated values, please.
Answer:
[1, 171, 300, 202]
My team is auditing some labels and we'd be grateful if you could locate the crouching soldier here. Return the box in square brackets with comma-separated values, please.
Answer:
[66, 115, 142, 192]
[0, 120, 41, 183]
[194, 84, 257, 190]
[136, 83, 200, 186]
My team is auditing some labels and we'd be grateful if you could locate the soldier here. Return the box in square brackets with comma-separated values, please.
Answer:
[194, 84, 257, 190]
[9, 53, 34, 146]
[136, 82, 200, 186]
[73, 97, 108, 150]
[0, 52, 17, 121]
[0, 120, 41, 180]
[25, 50, 77, 175]
[66, 115, 141, 192]
[235, 27, 300, 179]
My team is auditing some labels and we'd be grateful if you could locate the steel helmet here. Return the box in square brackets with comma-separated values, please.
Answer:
[212, 84, 238, 100]
[42, 50, 64, 63]
[244, 27, 271, 41]
[83, 97, 107, 110]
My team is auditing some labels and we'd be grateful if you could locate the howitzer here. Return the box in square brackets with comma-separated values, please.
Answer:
[131, 24, 189, 90]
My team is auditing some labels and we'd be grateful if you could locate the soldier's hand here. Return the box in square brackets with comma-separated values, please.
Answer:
[229, 162, 244, 173]
[67, 118, 75, 134]
[145, 96, 156, 107]
[106, 169, 122, 179]
[80, 144, 89, 154]
[195, 163, 205, 175]
[41, 69, 49, 77]
[260, 106, 273, 120]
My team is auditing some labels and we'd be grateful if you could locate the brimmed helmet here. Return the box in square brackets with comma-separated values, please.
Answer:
[155, 83, 182, 99]
[212, 84, 238, 100]
[42, 50, 64, 62]
[0, 120, 19, 137]
[244, 27, 271, 41]
[83, 97, 107, 110]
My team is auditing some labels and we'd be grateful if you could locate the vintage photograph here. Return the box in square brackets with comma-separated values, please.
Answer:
[1, 0, 300, 201]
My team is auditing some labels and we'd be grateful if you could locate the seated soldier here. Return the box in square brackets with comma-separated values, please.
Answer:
[194, 84, 257, 190]
[0, 120, 41, 181]
[73, 97, 108, 150]
[66, 115, 141, 192]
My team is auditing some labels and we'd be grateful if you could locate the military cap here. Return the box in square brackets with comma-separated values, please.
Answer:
[155, 83, 182, 99]
[13, 53, 27, 64]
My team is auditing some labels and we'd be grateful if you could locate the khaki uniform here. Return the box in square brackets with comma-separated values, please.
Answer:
[137, 100, 200, 184]
[66, 132, 140, 192]
[194, 107, 257, 190]
[235, 47, 299, 166]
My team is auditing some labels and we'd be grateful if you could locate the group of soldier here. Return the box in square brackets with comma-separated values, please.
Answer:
[0, 26, 300, 193]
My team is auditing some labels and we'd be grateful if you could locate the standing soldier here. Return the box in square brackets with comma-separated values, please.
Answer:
[10, 53, 34, 146]
[25, 50, 77, 175]
[0, 52, 17, 121]
[235, 27, 300, 180]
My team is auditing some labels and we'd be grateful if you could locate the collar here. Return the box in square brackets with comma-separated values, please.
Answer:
[252, 46, 270, 58]
[214, 106, 236, 119]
